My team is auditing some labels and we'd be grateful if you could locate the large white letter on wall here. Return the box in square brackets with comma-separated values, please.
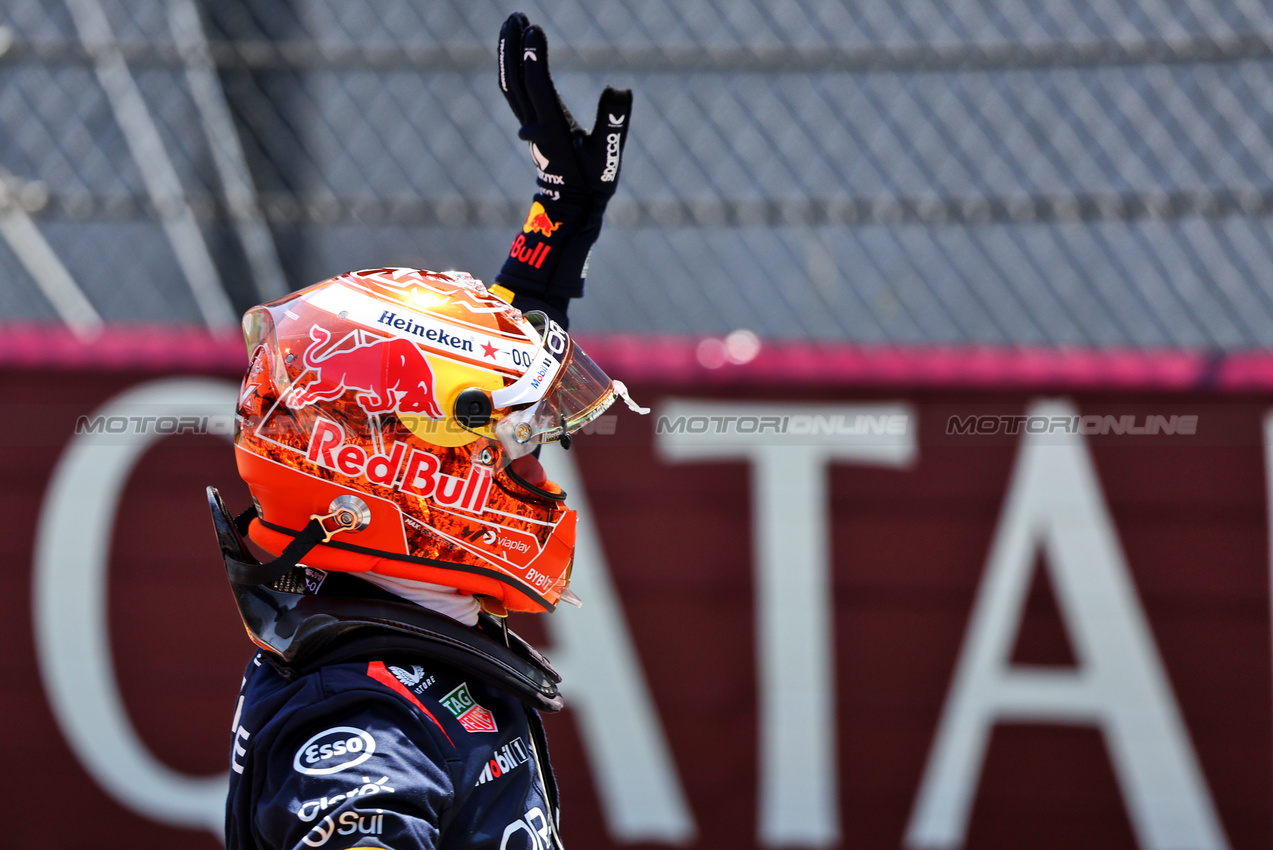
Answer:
[658, 401, 917, 848]
[906, 399, 1227, 850]
[34, 378, 238, 840]
[538, 446, 697, 844]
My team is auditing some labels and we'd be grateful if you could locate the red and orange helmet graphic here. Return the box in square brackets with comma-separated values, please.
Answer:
[234, 267, 644, 613]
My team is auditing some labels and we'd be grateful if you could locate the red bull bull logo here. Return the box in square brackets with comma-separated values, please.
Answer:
[288, 325, 444, 419]
[509, 201, 558, 270]
[522, 201, 560, 237]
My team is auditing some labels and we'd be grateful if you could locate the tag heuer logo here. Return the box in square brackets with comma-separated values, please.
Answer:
[440, 682, 498, 733]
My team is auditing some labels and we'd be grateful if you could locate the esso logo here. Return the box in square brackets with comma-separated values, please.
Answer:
[292, 727, 377, 776]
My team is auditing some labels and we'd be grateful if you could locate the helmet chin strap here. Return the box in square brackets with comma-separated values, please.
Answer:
[209, 487, 330, 587]
[211, 488, 375, 586]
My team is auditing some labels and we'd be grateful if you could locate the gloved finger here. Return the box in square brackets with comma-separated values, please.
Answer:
[588, 86, 632, 145]
[520, 24, 578, 133]
[589, 87, 632, 186]
[498, 12, 533, 125]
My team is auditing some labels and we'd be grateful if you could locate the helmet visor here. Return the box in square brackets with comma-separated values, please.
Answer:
[489, 313, 625, 460]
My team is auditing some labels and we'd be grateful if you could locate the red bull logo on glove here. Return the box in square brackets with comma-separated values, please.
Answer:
[509, 201, 558, 270]
[288, 325, 444, 419]
[521, 201, 560, 236]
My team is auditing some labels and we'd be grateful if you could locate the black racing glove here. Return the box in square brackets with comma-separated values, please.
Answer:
[493, 12, 632, 326]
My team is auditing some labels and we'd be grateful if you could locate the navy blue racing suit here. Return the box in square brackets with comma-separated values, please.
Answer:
[223, 571, 565, 850]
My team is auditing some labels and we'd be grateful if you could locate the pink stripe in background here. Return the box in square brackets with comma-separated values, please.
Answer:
[2, 324, 1272, 393]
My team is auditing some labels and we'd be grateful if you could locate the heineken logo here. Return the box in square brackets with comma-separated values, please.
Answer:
[440, 682, 498, 733]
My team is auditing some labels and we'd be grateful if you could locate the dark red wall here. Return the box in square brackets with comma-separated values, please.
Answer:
[2, 360, 1269, 850]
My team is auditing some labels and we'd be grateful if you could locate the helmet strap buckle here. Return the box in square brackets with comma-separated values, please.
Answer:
[310, 495, 372, 544]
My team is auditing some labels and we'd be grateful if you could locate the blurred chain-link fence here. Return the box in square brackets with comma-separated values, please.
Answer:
[4, 0, 1273, 347]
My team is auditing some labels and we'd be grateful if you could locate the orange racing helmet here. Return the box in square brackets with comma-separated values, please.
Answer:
[233, 267, 644, 613]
